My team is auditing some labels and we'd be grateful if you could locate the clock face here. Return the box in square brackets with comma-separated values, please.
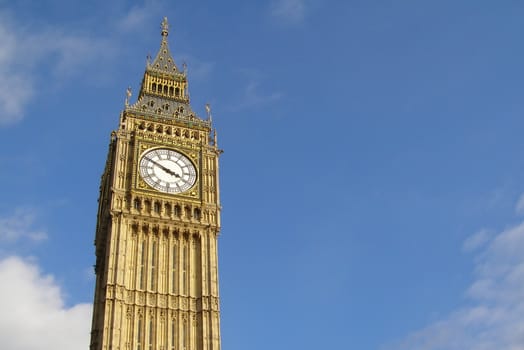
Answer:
[139, 148, 197, 194]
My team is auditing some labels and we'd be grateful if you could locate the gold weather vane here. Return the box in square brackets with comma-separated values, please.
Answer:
[161, 17, 169, 37]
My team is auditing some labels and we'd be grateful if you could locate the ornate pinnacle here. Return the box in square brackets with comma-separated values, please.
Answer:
[161, 17, 169, 37]
[205, 103, 212, 122]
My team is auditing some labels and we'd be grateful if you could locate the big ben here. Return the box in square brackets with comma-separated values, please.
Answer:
[90, 17, 222, 350]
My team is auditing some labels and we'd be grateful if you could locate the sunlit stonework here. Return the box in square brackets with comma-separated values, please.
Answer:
[90, 17, 223, 350]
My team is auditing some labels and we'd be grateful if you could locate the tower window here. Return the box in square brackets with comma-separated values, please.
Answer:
[165, 203, 172, 217]
[134, 198, 141, 211]
[182, 245, 188, 294]
[139, 240, 147, 289]
[194, 208, 201, 221]
[152, 83, 157, 92]
[184, 206, 191, 219]
[171, 244, 177, 293]
[164, 85, 168, 94]
[150, 241, 157, 290]
[169, 86, 174, 96]
[175, 87, 180, 96]
[153, 202, 160, 214]
[137, 318, 143, 350]
[171, 319, 176, 350]
[174, 205, 181, 217]
[182, 320, 187, 350]
[148, 319, 154, 350]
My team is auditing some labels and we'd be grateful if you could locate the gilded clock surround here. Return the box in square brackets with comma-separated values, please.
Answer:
[90, 17, 222, 350]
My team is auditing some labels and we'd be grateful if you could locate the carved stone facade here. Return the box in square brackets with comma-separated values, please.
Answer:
[90, 18, 222, 350]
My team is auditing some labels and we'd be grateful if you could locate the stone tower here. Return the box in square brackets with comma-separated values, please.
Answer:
[90, 17, 222, 350]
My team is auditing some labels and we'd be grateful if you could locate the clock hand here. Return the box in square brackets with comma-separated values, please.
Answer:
[145, 157, 182, 178]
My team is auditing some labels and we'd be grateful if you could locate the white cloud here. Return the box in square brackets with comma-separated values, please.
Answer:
[240, 80, 283, 108]
[270, 0, 307, 24]
[0, 20, 34, 124]
[116, 2, 163, 34]
[384, 217, 524, 349]
[0, 11, 116, 126]
[462, 228, 491, 253]
[0, 208, 47, 242]
[515, 192, 524, 215]
[229, 75, 283, 112]
[175, 54, 215, 82]
[117, 5, 153, 32]
[0, 256, 92, 350]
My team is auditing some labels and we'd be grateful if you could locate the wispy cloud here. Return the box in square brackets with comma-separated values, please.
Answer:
[237, 80, 283, 110]
[0, 12, 115, 125]
[384, 197, 524, 350]
[0, 208, 47, 243]
[116, 1, 163, 34]
[270, 0, 307, 24]
[0, 256, 91, 350]
[229, 69, 283, 111]
[0, 19, 34, 125]
[462, 229, 491, 253]
[515, 192, 524, 215]
[177, 54, 215, 82]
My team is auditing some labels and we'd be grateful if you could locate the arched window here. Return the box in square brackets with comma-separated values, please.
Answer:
[148, 319, 154, 350]
[194, 208, 201, 221]
[150, 241, 157, 290]
[169, 86, 174, 96]
[164, 203, 172, 217]
[133, 198, 141, 211]
[174, 205, 181, 217]
[137, 318, 143, 350]
[182, 245, 188, 294]
[152, 83, 157, 92]
[175, 87, 180, 96]
[171, 319, 176, 350]
[139, 240, 147, 289]
[171, 244, 177, 293]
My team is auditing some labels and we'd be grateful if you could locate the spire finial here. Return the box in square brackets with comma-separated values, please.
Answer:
[125, 86, 132, 106]
[161, 17, 169, 37]
[205, 103, 212, 123]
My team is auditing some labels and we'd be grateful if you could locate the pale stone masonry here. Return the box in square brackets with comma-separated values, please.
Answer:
[90, 17, 223, 350]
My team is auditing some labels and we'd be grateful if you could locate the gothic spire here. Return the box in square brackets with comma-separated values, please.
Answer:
[125, 17, 211, 130]
[148, 17, 179, 74]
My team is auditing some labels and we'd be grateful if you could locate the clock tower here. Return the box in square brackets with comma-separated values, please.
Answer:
[90, 18, 222, 350]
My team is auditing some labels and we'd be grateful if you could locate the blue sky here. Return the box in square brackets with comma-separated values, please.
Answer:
[1, 0, 524, 349]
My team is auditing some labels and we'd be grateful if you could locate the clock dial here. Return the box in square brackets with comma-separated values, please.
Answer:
[139, 148, 197, 194]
